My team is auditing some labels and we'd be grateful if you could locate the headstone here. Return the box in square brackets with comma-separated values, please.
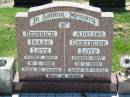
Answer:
[0, 57, 15, 94]
[14, 0, 52, 7]
[14, 2, 117, 92]
[90, 0, 126, 8]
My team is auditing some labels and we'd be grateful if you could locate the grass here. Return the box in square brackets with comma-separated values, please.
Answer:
[0, 27, 16, 56]
[113, 12, 130, 72]
[0, 8, 27, 58]
[112, 37, 130, 72]
[0, 2, 130, 72]
[112, 12, 130, 72]
[115, 12, 130, 24]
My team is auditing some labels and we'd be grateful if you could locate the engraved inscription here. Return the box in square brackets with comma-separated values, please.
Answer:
[73, 31, 106, 37]
[22, 67, 62, 72]
[30, 11, 99, 26]
[74, 62, 102, 67]
[24, 55, 58, 60]
[59, 22, 70, 28]
[70, 39, 109, 46]
[77, 48, 100, 54]
[46, 74, 84, 78]
[30, 47, 52, 54]
[27, 39, 53, 46]
[23, 31, 57, 37]
[72, 56, 106, 61]
[27, 61, 55, 66]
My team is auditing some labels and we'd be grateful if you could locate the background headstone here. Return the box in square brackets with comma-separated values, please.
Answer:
[0, 57, 15, 94]
[14, 0, 52, 7]
[90, 0, 126, 7]
[0, 0, 14, 8]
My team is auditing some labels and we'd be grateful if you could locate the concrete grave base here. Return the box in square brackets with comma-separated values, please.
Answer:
[13, 73, 117, 93]
[117, 72, 130, 94]
[0, 57, 15, 94]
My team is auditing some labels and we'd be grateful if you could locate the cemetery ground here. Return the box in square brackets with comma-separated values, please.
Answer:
[0, 1, 130, 73]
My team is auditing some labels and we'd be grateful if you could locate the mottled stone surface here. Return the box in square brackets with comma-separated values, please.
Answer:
[0, 57, 15, 94]
[16, 2, 114, 82]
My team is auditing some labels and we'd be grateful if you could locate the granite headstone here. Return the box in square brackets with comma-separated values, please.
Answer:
[14, 2, 116, 92]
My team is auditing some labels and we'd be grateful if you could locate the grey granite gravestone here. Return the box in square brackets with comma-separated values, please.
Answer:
[90, 0, 126, 8]
[0, 57, 15, 94]
[14, 1, 117, 92]
[14, 0, 52, 7]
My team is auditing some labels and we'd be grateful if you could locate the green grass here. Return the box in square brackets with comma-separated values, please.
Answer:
[115, 12, 130, 24]
[0, 27, 16, 56]
[0, 8, 27, 57]
[0, 6, 130, 72]
[0, 8, 27, 24]
[113, 12, 130, 72]
[112, 37, 130, 72]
